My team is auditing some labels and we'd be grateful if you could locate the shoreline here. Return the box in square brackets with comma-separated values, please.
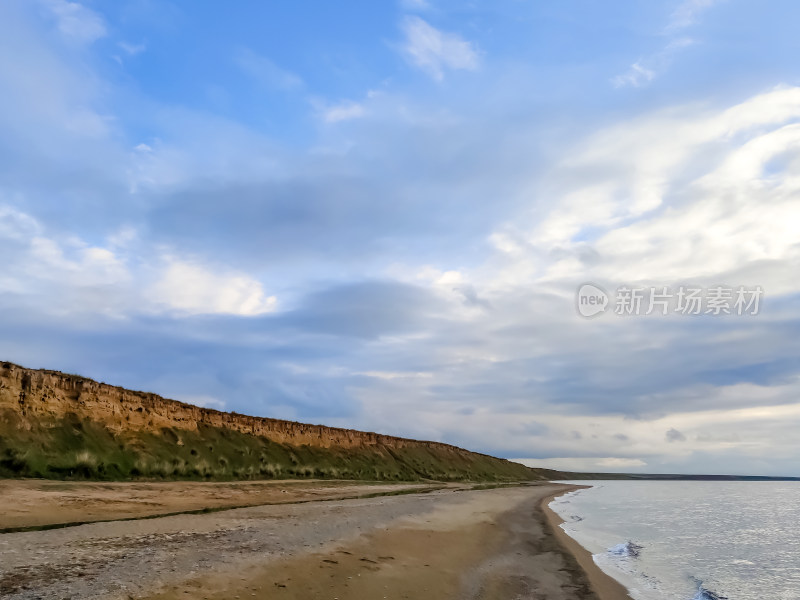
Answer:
[542, 485, 633, 600]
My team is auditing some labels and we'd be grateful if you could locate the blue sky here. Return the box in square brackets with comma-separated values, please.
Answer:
[3, 0, 800, 476]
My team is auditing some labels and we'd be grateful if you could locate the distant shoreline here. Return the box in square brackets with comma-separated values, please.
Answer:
[552, 473, 800, 481]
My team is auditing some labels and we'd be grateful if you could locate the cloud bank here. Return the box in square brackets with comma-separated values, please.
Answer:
[1, 0, 799, 476]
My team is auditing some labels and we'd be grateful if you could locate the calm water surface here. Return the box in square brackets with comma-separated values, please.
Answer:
[550, 481, 800, 600]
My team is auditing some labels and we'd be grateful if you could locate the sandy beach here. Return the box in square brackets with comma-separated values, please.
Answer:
[0, 480, 630, 600]
[0, 479, 443, 532]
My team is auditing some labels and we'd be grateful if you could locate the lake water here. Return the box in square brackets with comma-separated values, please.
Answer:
[549, 481, 800, 600]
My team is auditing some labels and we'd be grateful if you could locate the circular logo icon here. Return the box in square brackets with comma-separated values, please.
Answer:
[576, 283, 609, 318]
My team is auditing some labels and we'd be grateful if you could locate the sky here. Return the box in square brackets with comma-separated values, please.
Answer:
[2, 0, 800, 476]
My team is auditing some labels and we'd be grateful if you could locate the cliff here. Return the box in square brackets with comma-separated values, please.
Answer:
[0, 362, 538, 483]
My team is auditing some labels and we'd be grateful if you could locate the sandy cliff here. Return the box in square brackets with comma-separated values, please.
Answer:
[1, 362, 473, 452]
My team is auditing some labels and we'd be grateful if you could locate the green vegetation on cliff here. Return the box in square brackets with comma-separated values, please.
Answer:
[0, 409, 539, 483]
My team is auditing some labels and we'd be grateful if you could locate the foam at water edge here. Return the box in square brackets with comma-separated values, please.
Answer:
[691, 578, 729, 600]
[551, 487, 668, 600]
[609, 541, 644, 558]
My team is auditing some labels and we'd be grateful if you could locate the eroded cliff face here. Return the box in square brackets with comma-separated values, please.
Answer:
[0, 362, 466, 454]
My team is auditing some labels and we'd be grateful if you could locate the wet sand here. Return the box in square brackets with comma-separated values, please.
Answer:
[0, 481, 631, 600]
[542, 488, 633, 600]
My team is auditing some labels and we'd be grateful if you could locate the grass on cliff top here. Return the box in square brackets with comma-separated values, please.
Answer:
[0, 409, 539, 483]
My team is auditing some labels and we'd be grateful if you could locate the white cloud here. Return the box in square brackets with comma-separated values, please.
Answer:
[613, 38, 695, 88]
[0, 1, 114, 155]
[512, 457, 648, 472]
[149, 258, 278, 316]
[597, 457, 649, 468]
[359, 370, 433, 380]
[118, 41, 146, 56]
[0, 207, 133, 317]
[400, 0, 432, 11]
[63, 107, 113, 137]
[0, 205, 42, 240]
[234, 47, 303, 91]
[319, 100, 366, 123]
[125, 112, 285, 193]
[415, 381, 800, 474]
[106, 225, 138, 249]
[400, 16, 479, 81]
[612, 61, 656, 88]
[668, 0, 724, 31]
[26, 236, 130, 288]
[41, 0, 106, 44]
[335, 87, 800, 472]
[613, 0, 721, 88]
[493, 87, 800, 290]
[0, 205, 278, 318]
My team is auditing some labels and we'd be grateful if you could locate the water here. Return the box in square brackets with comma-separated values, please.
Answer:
[549, 481, 800, 600]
